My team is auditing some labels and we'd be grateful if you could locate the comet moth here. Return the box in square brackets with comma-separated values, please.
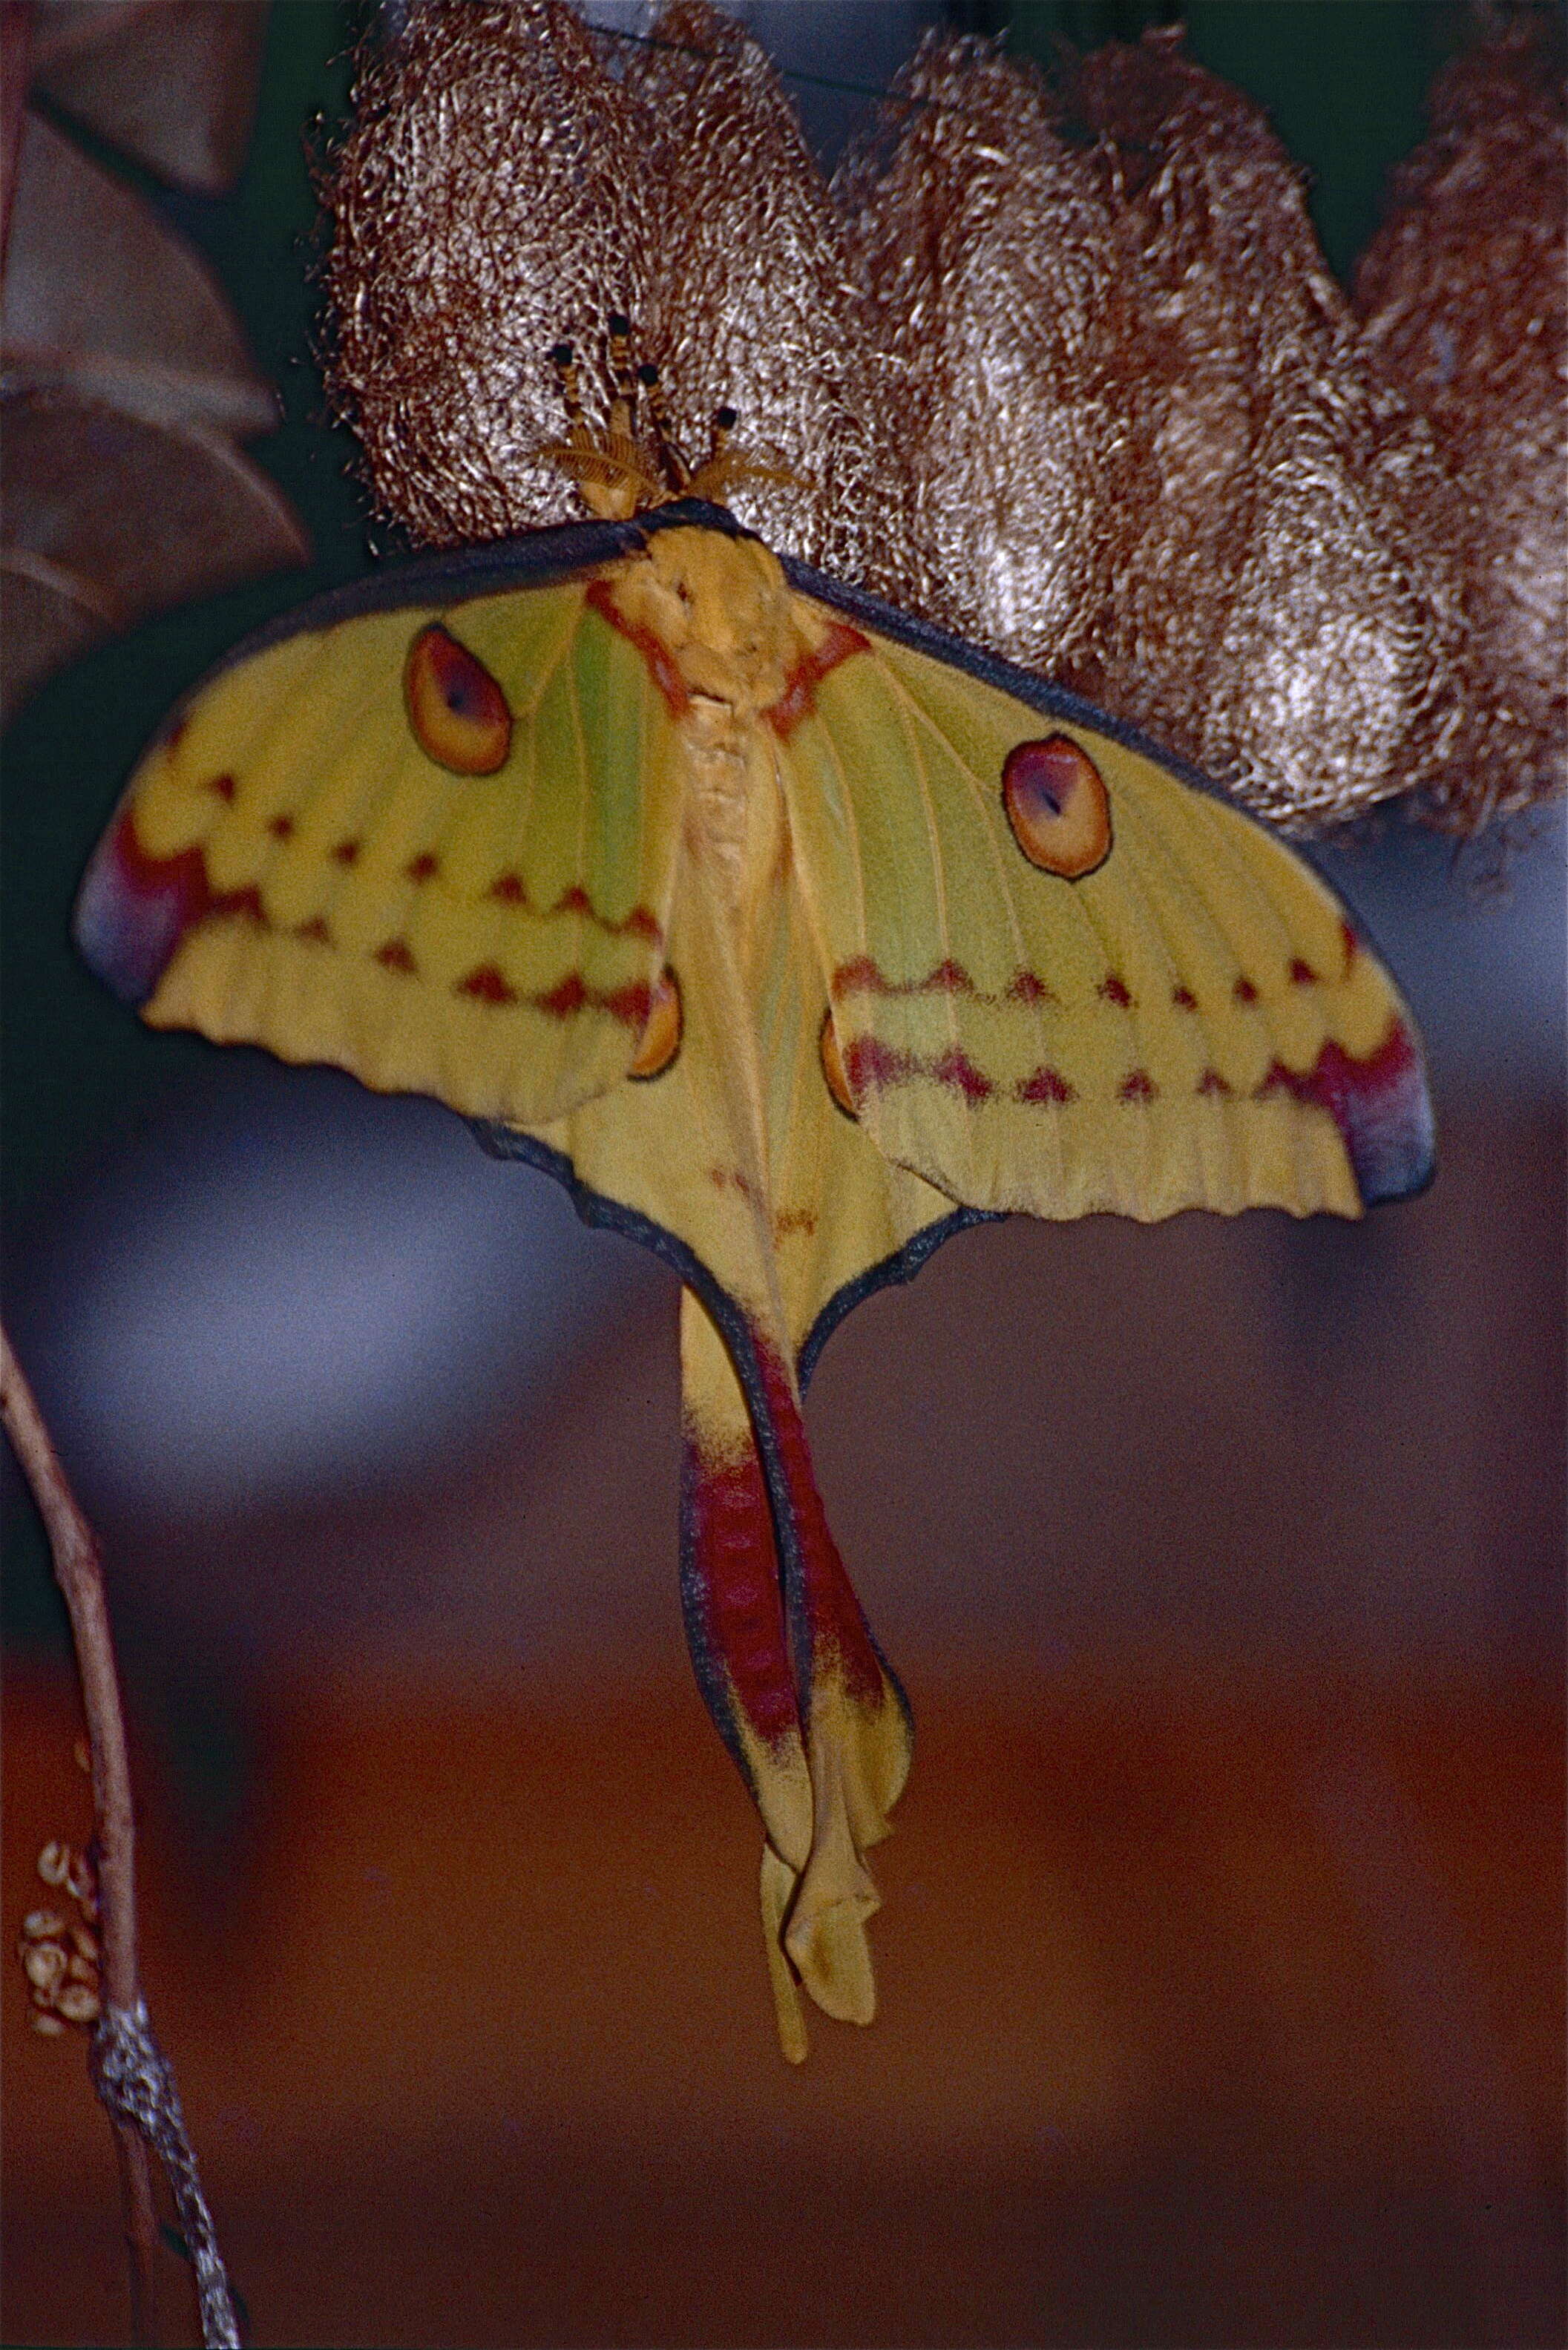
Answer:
[76, 327, 1434, 2061]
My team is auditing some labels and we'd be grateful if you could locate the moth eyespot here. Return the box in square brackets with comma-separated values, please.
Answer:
[630, 966, 682, 1080]
[819, 1009, 856, 1119]
[1002, 735, 1112, 879]
[405, 625, 512, 775]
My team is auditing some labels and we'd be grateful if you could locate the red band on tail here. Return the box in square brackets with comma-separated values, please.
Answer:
[680, 1437, 801, 1755]
[751, 1342, 889, 1707]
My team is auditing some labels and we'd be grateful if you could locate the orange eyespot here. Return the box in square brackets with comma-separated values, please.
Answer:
[630, 966, 682, 1080]
[819, 1009, 856, 1118]
[1002, 735, 1112, 879]
[405, 625, 513, 775]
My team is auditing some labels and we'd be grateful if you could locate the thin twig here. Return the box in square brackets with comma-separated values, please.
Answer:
[1, 1324, 240, 2350]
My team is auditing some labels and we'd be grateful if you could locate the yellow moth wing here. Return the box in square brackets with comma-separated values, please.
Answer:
[76, 575, 684, 1127]
[508, 846, 960, 1365]
[780, 602, 1431, 1224]
[79, 503, 1434, 1355]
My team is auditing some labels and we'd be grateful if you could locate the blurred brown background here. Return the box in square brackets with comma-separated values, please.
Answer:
[2, 4, 1563, 2346]
[5, 1082, 1562, 2346]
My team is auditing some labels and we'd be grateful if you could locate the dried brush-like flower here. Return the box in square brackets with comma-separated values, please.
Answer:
[324, 0, 653, 546]
[1355, 16, 1567, 830]
[832, 33, 1147, 685]
[841, 25, 1466, 835]
[322, 3, 1560, 836]
[612, 1, 910, 587]
[1063, 30, 1469, 833]
[323, 0, 905, 582]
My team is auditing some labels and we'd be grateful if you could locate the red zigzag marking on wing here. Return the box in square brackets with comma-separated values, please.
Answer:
[81, 810, 655, 1025]
[765, 623, 870, 741]
[1257, 1020, 1430, 1202]
[453, 965, 651, 1025]
[844, 1036, 994, 1103]
[832, 956, 1060, 1008]
[844, 1011, 1428, 1193]
[485, 870, 661, 941]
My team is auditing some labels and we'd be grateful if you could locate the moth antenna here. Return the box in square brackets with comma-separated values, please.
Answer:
[551, 341, 592, 445]
[637, 360, 691, 492]
[607, 312, 638, 415]
[605, 310, 638, 444]
[684, 401, 801, 506]
[539, 327, 670, 517]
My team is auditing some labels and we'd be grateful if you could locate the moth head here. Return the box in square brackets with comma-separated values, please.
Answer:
[539, 317, 797, 521]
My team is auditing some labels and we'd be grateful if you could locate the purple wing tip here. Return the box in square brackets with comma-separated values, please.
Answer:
[73, 808, 209, 1008]
[1263, 1020, 1435, 1208]
[1339, 1021, 1437, 1207]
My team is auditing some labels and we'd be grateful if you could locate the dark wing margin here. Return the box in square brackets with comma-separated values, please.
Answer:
[160, 498, 760, 716]
[470, 1119, 1000, 1393]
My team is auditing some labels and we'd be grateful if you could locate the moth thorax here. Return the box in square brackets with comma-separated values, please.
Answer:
[636, 531, 801, 712]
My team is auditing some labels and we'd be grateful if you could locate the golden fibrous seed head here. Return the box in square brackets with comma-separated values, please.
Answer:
[1354, 16, 1566, 831]
[839, 26, 1468, 836]
[321, 0, 911, 585]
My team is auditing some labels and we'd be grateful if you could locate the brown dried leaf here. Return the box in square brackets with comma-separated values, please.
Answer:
[0, 551, 118, 720]
[1354, 20, 1567, 829]
[1, 2, 304, 719]
[2, 108, 278, 433]
[0, 391, 308, 721]
[30, 0, 269, 196]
